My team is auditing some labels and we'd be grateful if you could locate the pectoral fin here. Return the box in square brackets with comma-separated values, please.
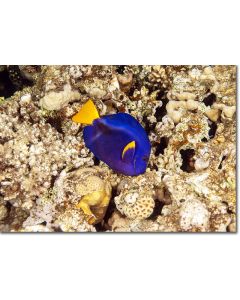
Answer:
[72, 99, 99, 124]
[122, 141, 136, 163]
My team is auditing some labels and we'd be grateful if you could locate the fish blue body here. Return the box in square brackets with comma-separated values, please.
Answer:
[83, 113, 151, 176]
[72, 99, 151, 176]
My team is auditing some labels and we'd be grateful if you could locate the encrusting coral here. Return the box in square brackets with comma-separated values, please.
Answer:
[61, 167, 112, 225]
[0, 65, 236, 232]
[114, 172, 156, 220]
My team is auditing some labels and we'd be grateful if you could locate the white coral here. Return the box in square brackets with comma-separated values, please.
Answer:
[40, 83, 80, 110]
[179, 199, 210, 232]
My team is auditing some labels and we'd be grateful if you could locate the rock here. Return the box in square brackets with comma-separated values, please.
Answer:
[117, 72, 133, 92]
[59, 167, 112, 225]
[40, 83, 80, 110]
[0, 204, 8, 221]
[179, 199, 210, 232]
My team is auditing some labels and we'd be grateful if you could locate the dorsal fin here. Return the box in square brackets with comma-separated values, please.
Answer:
[122, 141, 136, 163]
[72, 99, 99, 124]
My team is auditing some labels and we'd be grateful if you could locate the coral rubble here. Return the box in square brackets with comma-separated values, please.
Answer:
[0, 65, 236, 232]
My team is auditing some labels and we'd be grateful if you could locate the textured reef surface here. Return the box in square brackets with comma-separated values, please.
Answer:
[0, 65, 236, 232]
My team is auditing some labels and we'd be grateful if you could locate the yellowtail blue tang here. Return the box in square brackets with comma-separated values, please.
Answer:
[72, 99, 151, 176]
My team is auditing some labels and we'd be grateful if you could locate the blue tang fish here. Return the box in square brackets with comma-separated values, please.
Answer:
[72, 99, 151, 176]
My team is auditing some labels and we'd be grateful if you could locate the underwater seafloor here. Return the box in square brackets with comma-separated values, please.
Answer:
[0, 65, 236, 232]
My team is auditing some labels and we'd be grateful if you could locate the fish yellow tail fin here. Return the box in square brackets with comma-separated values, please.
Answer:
[72, 99, 99, 124]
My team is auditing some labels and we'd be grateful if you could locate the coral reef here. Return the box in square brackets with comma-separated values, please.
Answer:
[0, 65, 236, 232]
[115, 172, 157, 220]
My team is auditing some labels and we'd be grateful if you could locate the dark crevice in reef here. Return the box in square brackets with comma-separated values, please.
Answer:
[143, 115, 156, 133]
[94, 223, 103, 232]
[8, 65, 34, 88]
[55, 228, 64, 232]
[201, 137, 208, 142]
[95, 187, 118, 232]
[156, 89, 165, 100]
[68, 165, 81, 173]
[221, 201, 234, 215]
[128, 82, 142, 98]
[203, 93, 216, 107]
[46, 116, 64, 134]
[180, 149, 195, 173]
[0, 137, 10, 144]
[75, 126, 83, 137]
[5, 201, 12, 213]
[0, 66, 34, 98]
[208, 121, 218, 139]
[152, 164, 158, 171]
[93, 156, 100, 166]
[155, 137, 168, 156]
[127, 86, 135, 97]
[115, 65, 127, 74]
[218, 155, 226, 169]
[148, 201, 165, 221]
[2, 201, 12, 224]
[50, 175, 58, 188]
[226, 207, 234, 215]
[226, 226, 232, 233]
[8, 65, 25, 89]
[146, 84, 162, 94]
[0, 69, 17, 98]
[17, 106, 25, 123]
[154, 99, 168, 123]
